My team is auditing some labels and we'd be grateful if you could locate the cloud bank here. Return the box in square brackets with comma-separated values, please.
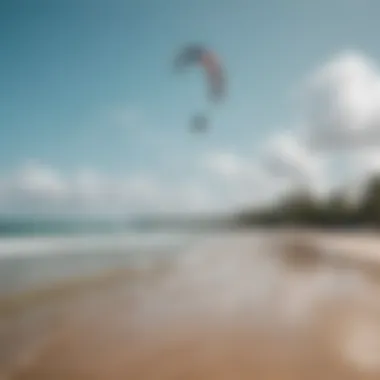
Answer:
[3, 50, 380, 216]
[302, 51, 380, 151]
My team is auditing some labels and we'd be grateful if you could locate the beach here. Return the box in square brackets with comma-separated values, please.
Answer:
[2, 230, 380, 379]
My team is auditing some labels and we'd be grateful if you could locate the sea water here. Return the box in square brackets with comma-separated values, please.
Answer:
[0, 219, 207, 297]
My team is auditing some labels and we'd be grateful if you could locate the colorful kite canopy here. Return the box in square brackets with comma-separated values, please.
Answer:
[174, 44, 226, 133]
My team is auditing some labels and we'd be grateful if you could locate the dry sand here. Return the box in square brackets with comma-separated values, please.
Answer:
[2, 230, 380, 379]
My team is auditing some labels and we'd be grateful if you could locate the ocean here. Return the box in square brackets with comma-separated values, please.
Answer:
[0, 218, 208, 297]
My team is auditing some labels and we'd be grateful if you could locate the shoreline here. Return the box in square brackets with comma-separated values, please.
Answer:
[2, 230, 380, 379]
[2, 229, 380, 314]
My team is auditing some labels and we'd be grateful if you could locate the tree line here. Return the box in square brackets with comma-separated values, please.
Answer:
[236, 174, 380, 228]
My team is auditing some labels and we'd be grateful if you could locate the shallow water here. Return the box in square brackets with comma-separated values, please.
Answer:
[0, 230, 203, 297]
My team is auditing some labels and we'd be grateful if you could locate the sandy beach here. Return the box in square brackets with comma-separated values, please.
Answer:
[2, 230, 380, 379]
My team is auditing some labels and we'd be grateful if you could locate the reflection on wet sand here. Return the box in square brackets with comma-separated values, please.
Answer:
[3, 232, 380, 379]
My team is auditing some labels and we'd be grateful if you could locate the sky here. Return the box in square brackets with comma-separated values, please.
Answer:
[1, 0, 380, 217]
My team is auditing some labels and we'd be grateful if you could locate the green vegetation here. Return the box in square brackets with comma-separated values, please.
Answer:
[236, 174, 380, 228]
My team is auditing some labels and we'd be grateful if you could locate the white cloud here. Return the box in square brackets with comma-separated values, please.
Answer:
[258, 131, 329, 199]
[344, 148, 380, 184]
[357, 149, 380, 177]
[72, 169, 108, 204]
[203, 152, 251, 179]
[121, 175, 172, 213]
[302, 50, 380, 151]
[201, 150, 295, 209]
[0, 160, 235, 216]
[10, 160, 68, 202]
[264, 50, 380, 198]
[262, 132, 314, 179]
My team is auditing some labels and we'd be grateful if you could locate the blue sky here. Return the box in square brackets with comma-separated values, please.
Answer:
[1, 0, 380, 215]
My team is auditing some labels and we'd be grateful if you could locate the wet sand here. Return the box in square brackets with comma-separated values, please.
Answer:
[2, 231, 380, 379]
